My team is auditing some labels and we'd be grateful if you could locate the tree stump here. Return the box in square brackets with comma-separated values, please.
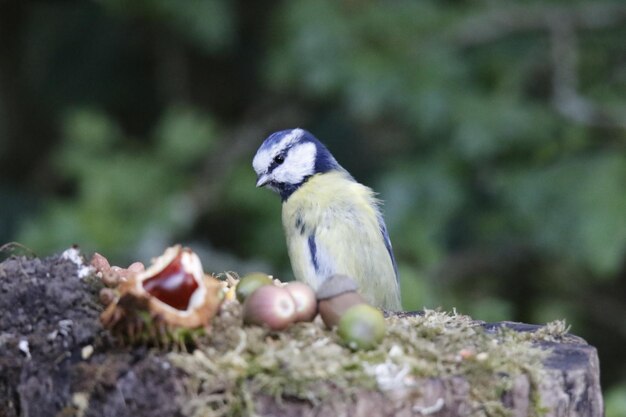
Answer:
[482, 322, 603, 417]
[0, 252, 603, 417]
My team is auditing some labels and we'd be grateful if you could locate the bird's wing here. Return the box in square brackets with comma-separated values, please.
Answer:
[377, 215, 399, 283]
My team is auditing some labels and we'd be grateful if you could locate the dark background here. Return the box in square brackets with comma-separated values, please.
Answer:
[0, 1, 624, 413]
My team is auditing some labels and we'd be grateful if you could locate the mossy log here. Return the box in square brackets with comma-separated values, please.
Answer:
[251, 323, 603, 417]
[0, 252, 603, 417]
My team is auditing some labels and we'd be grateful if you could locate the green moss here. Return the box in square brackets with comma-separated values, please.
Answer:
[170, 304, 566, 417]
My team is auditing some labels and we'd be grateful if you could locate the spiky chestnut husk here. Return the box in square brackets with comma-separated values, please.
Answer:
[107, 312, 208, 350]
[100, 245, 223, 343]
[337, 304, 386, 350]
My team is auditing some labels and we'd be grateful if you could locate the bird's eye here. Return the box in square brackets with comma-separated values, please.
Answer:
[274, 154, 285, 165]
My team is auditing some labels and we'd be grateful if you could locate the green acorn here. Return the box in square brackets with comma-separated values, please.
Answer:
[235, 272, 273, 303]
[337, 304, 386, 350]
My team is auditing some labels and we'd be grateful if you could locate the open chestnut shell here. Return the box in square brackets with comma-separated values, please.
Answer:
[101, 245, 223, 332]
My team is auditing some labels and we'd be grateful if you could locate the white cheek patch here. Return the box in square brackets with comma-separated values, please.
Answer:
[253, 128, 305, 175]
[273, 142, 316, 185]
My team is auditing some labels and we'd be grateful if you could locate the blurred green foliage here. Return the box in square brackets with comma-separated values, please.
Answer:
[19, 105, 216, 260]
[0, 0, 625, 410]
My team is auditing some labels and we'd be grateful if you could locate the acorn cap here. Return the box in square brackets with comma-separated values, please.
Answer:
[316, 274, 359, 300]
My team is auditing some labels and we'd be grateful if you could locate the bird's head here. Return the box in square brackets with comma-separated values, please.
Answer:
[252, 128, 341, 200]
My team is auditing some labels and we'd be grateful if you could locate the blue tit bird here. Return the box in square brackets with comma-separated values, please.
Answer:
[252, 128, 401, 311]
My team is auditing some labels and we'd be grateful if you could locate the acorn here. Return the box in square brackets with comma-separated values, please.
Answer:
[337, 304, 386, 350]
[317, 274, 366, 329]
[284, 282, 317, 322]
[236, 272, 274, 303]
[242, 285, 297, 330]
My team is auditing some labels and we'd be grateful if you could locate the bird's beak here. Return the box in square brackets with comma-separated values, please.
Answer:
[256, 174, 270, 188]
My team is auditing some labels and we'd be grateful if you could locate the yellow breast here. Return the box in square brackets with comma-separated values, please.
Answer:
[281, 171, 401, 310]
